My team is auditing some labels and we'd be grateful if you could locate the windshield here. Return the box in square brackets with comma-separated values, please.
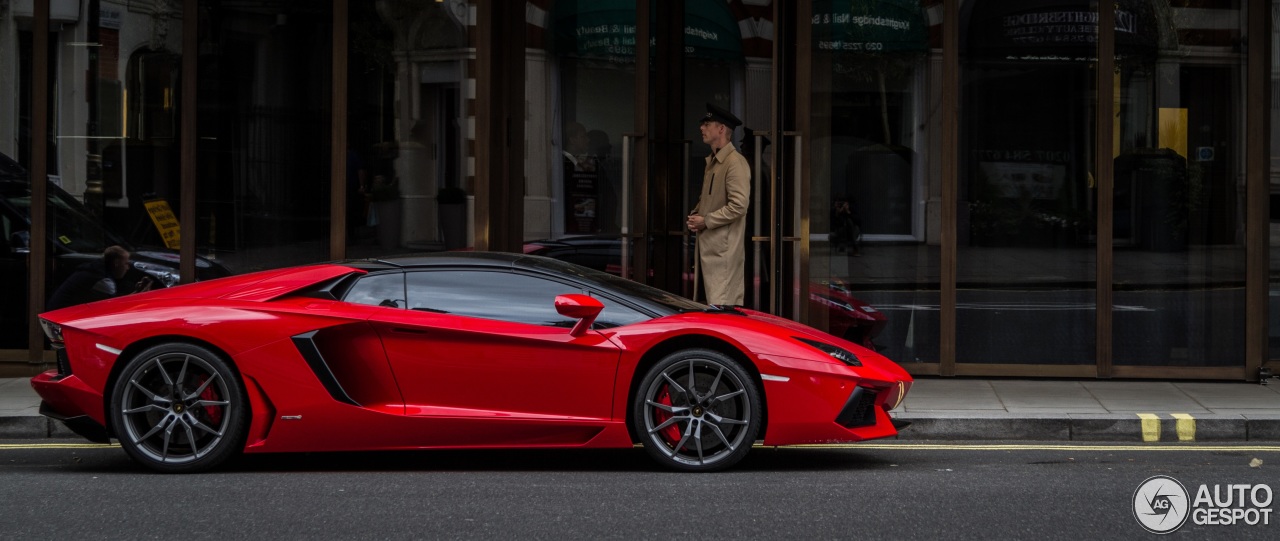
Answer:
[2, 183, 130, 254]
[520, 255, 707, 314]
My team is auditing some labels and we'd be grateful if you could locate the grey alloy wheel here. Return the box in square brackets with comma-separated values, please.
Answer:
[110, 343, 247, 473]
[633, 348, 761, 472]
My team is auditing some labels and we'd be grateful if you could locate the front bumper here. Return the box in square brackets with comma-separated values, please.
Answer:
[30, 370, 110, 442]
[755, 355, 910, 445]
[38, 401, 110, 443]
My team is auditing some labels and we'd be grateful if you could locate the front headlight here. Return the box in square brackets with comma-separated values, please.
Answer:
[39, 318, 63, 346]
[815, 294, 855, 312]
[794, 336, 861, 366]
[132, 262, 180, 287]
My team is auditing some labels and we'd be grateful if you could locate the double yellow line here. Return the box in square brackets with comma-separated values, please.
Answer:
[0, 443, 117, 450]
[1137, 413, 1196, 442]
[5, 441, 1280, 453]
[774, 443, 1280, 452]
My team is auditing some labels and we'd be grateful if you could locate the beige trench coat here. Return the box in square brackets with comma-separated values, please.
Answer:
[692, 143, 751, 305]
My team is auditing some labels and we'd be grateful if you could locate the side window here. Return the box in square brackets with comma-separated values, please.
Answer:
[589, 292, 651, 329]
[406, 270, 578, 327]
[343, 272, 405, 308]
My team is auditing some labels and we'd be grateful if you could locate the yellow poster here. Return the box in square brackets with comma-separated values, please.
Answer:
[1158, 108, 1188, 159]
[143, 198, 181, 249]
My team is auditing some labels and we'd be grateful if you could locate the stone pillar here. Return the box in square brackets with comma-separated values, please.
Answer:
[396, 142, 439, 249]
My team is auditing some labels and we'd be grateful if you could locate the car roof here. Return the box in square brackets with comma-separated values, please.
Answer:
[341, 251, 602, 278]
[342, 251, 526, 271]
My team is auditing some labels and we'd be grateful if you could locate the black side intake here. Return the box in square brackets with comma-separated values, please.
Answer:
[55, 347, 72, 377]
[835, 387, 879, 429]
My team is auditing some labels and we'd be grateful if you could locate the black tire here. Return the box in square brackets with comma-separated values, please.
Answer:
[632, 348, 762, 472]
[108, 343, 248, 473]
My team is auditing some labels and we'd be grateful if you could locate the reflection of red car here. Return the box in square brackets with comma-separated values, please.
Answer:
[32, 253, 911, 473]
[811, 280, 889, 349]
[524, 237, 888, 349]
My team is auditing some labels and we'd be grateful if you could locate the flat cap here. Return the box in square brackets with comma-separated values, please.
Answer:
[698, 103, 742, 129]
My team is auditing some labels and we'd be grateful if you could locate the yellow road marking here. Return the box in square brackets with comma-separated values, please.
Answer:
[760, 443, 1280, 452]
[1137, 413, 1161, 442]
[1172, 413, 1196, 442]
[5, 442, 1279, 453]
[0, 443, 117, 450]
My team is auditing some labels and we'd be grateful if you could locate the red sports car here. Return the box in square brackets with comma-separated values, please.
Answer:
[31, 252, 912, 473]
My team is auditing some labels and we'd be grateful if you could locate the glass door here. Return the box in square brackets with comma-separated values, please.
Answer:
[543, 0, 792, 320]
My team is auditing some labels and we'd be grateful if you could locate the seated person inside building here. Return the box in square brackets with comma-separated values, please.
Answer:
[47, 245, 154, 310]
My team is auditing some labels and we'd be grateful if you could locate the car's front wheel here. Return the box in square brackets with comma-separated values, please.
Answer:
[109, 343, 247, 473]
[632, 348, 762, 472]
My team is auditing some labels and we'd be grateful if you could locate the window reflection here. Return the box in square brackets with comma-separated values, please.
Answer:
[406, 271, 580, 327]
[346, 0, 470, 256]
[1112, 2, 1246, 367]
[958, 0, 1098, 365]
[345, 273, 405, 309]
[810, 0, 940, 361]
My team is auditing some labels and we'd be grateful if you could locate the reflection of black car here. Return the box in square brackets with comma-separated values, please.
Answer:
[0, 151, 232, 348]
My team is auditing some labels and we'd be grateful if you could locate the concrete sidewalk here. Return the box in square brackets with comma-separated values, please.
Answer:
[896, 379, 1280, 442]
[3, 376, 1280, 442]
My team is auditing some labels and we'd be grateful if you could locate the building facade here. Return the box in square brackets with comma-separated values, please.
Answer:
[2, 0, 1275, 380]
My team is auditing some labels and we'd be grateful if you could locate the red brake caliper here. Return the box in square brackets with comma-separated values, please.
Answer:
[198, 375, 223, 425]
[654, 386, 682, 445]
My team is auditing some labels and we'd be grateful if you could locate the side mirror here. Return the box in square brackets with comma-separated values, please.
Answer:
[555, 294, 603, 337]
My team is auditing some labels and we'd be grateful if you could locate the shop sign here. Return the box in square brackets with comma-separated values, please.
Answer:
[144, 198, 181, 250]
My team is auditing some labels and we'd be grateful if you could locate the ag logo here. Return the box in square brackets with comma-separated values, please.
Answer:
[1134, 475, 1191, 534]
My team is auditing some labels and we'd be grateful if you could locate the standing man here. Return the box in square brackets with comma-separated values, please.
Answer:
[687, 103, 750, 306]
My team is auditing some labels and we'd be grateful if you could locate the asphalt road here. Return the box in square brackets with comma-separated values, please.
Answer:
[2, 440, 1278, 540]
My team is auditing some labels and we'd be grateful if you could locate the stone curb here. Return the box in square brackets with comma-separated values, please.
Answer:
[5, 413, 1280, 442]
[0, 417, 54, 439]
[893, 413, 1280, 442]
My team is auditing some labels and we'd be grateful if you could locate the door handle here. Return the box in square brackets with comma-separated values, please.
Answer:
[390, 328, 429, 335]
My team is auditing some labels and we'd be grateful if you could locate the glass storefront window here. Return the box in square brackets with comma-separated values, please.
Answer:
[958, 0, 1099, 365]
[2, 3, 187, 350]
[1, 18, 46, 350]
[1270, 0, 1280, 365]
[198, 0, 333, 273]
[347, 0, 471, 257]
[810, 0, 940, 361]
[1113, 1, 1246, 367]
[545, 0, 640, 243]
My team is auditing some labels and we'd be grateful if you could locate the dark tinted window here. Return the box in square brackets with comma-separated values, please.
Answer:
[344, 272, 405, 308]
[404, 270, 651, 329]
[588, 291, 650, 328]
[520, 255, 705, 314]
[407, 270, 575, 327]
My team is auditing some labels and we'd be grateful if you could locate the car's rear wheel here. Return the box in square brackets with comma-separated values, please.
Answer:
[109, 343, 247, 473]
[633, 348, 761, 472]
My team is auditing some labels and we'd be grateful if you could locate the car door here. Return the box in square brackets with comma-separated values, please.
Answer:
[364, 268, 623, 424]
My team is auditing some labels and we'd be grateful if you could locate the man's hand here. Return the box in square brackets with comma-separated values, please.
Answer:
[687, 213, 706, 232]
